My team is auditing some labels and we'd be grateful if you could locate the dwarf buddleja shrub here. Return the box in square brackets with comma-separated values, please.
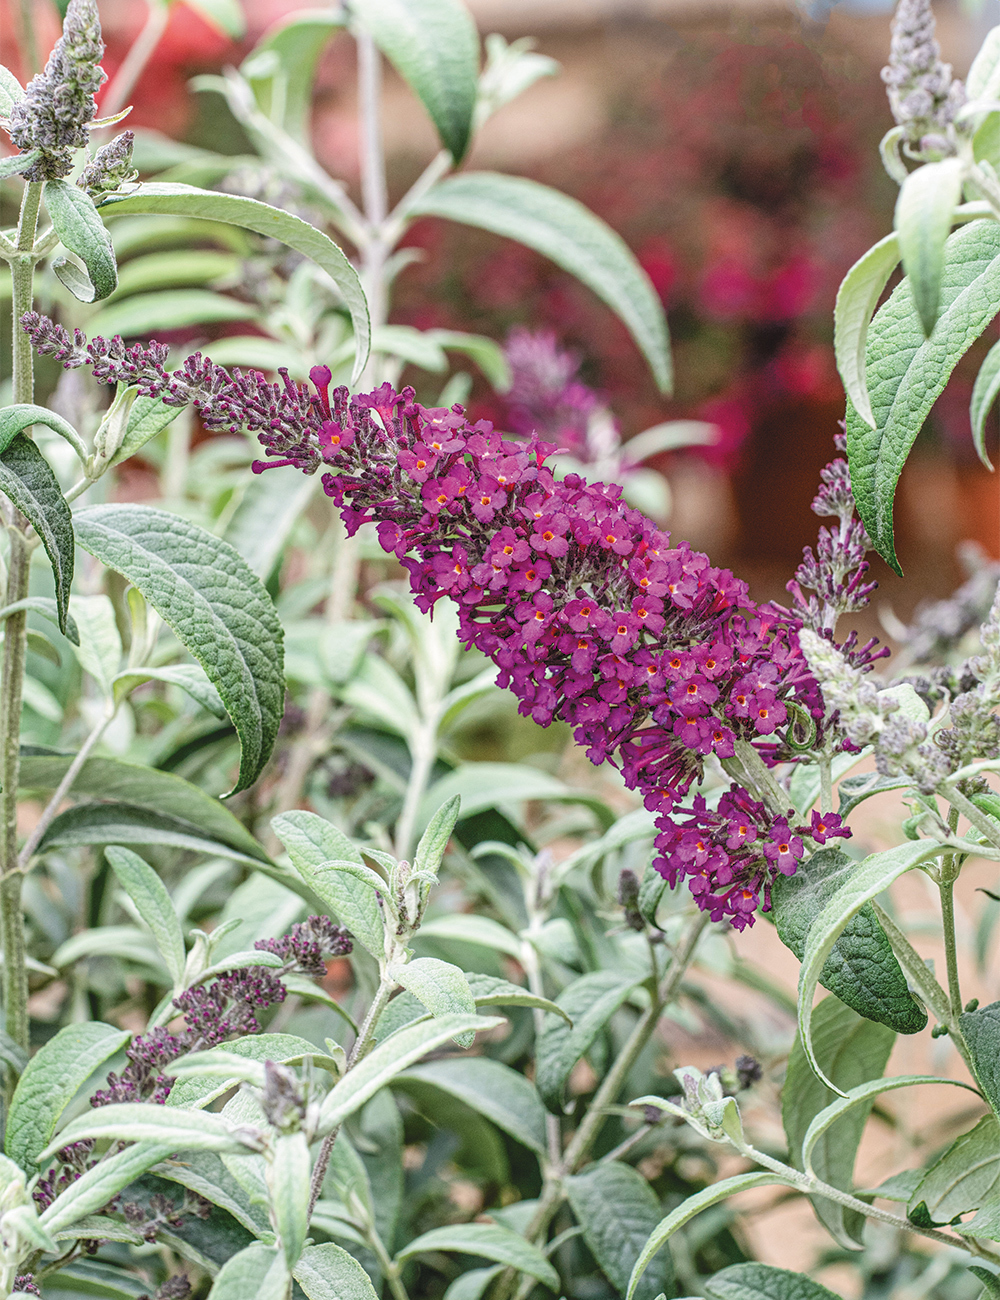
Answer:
[2, 0, 1000, 1298]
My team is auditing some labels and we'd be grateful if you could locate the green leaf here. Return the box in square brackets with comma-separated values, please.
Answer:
[425, 329, 512, 390]
[908, 1115, 1000, 1226]
[0, 596, 79, 645]
[782, 995, 895, 1248]
[185, 0, 244, 37]
[639, 866, 667, 926]
[44, 1259, 157, 1297]
[837, 770, 913, 818]
[626, 1173, 790, 1300]
[772, 849, 926, 1035]
[443, 1267, 503, 1300]
[242, 11, 345, 143]
[269, 1130, 310, 1268]
[536, 971, 640, 1112]
[74, 503, 284, 795]
[833, 232, 900, 429]
[397, 1223, 559, 1291]
[38, 1102, 263, 1160]
[409, 173, 671, 393]
[413, 795, 461, 880]
[352, 0, 478, 160]
[87, 288, 257, 338]
[800, 1075, 976, 1188]
[0, 402, 88, 462]
[72, 593, 122, 697]
[222, 467, 316, 579]
[106, 846, 186, 985]
[797, 841, 941, 1092]
[894, 158, 963, 337]
[415, 912, 523, 960]
[108, 393, 185, 469]
[6, 1021, 131, 1169]
[208, 1243, 289, 1300]
[0, 435, 74, 633]
[39, 1142, 176, 1235]
[271, 810, 384, 957]
[19, 747, 267, 862]
[391, 957, 476, 1045]
[465, 971, 570, 1021]
[151, 1150, 272, 1238]
[419, 761, 613, 835]
[961, 1001, 1000, 1118]
[44, 179, 118, 302]
[98, 183, 370, 384]
[566, 1162, 672, 1300]
[293, 1242, 382, 1300]
[167, 1033, 323, 1110]
[969, 1266, 1000, 1300]
[971, 337, 1000, 469]
[0, 64, 24, 115]
[846, 219, 1000, 574]
[318, 1015, 503, 1132]
[703, 1263, 843, 1300]
[394, 1056, 548, 1155]
[113, 663, 227, 716]
[109, 249, 241, 298]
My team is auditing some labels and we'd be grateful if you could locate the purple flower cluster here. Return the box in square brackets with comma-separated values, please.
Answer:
[35, 916, 352, 1214]
[250, 373, 828, 927]
[255, 914, 353, 977]
[659, 790, 849, 923]
[503, 328, 601, 457]
[13, 1279, 41, 1297]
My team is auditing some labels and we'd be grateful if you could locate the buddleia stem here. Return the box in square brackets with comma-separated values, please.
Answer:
[1, 180, 45, 1070]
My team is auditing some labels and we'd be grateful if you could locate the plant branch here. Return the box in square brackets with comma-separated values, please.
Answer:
[1, 181, 44, 1071]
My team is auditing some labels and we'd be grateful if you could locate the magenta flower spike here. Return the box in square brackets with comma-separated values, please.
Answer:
[249, 376, 832, 929]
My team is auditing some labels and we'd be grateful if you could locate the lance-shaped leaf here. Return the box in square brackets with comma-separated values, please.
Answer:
[409, 173, 671, 393]
[0, 596, 79, 645]
[969, 1266, 1000, 1299]
[536, 971, 642, 1113]
[833, 232, 900, 429]
[152, 1150, 273, 1238]
[626, 1172, 792, 1300]
[113, 663, 226, 716]
[394, 1056, 548, 1155]
[352, 0, 478, 160]
[961, 1001, 1000, 1118]
[846, 219, 1000, 574]
[242, 11, 345, 143]
[0, 65, 25, 114]
[0, 403, 88, 462]
[19, 748, 268, 862]
[106, 846, 186, 985]
[74, 504, 284, 795]
[798, 841, 943, 1094]
[782, 996, 895, 1249]
[6, 1021, 130, 1169]
[0, 435, 74, 633]
[38, 1102, 264, 1159]
[703, 1263, 843, 1300]
[971, 337, 1000, 469]
[208, 1243, 289, 1300]
[771, 848, 926, 1035]
[269, 1131, 311, 1268]
[108, 393, 185, 470]
[908, 1114, 1000, 1226]
[39, 1142, 176, 1235]
[894, 158, 963, 337]
[293, 1242, 381, 1300]
[318, 1015, 503, 1132]
[271, 810, 384, 956]
[98, 183, 370, 384]
[44, 179, 118, 302]
[465, 972, 570, 1021]
[397, 1223, 558, 1290]
[391, 957, 476, 1045]
[88, 289, 258, 339]
[566, 1162, 672, 1300]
